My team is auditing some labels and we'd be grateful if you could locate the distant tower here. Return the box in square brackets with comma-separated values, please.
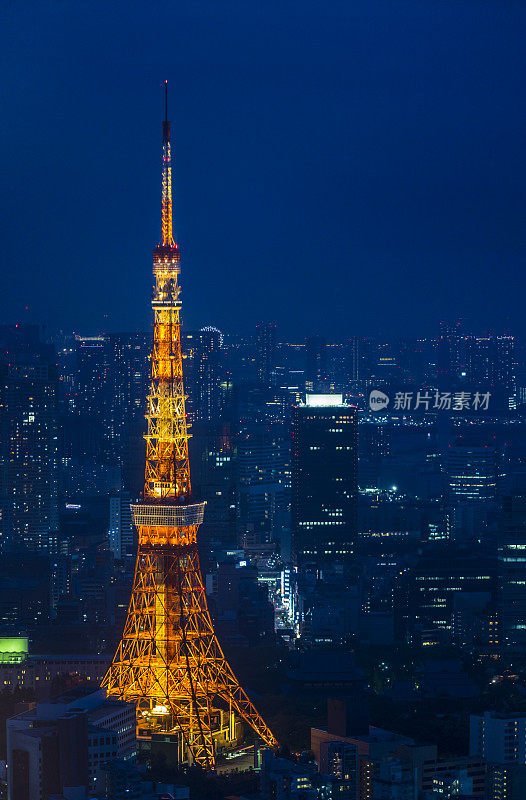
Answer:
[102, 84, 276, 769]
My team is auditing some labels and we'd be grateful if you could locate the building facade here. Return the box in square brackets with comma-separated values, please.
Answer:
[292, 395, 358, 568]
[0, 326, 59, 552]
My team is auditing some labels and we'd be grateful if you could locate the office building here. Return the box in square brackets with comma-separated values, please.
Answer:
[498, 493, 526, 652]
[237, 422, 290, 549]
[182, 328, 224, 423]
[447, 438, 497, 502]
[105, 332, 149, 461]
[0, 325, 59, 552]
[498, 492, 526, 651]
[305, 336, 328, 392]
[320, 740, 359, 799]
[108, 492, 134, 560]
[407, 547, 494, 633]
[0, 645, 110, 690]
[189, 422, 237, 550]
[74, 335, 106, 416]
[62, 333, 148, 483]
[358, 421, 390, 490]
[292, 395, 358, 568]
[470, 710, 526, 763]
[7, 688, 136, 799]
[470, 335, 515, 393]
[63, 335, 109, 473]
[470, 711, 526, 799]
[437, 321, 464, 382]
[347, 337, 360, 383]
[256, 321, 277, 387]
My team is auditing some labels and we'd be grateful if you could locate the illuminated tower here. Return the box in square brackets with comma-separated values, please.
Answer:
[103, 83, 277, 769]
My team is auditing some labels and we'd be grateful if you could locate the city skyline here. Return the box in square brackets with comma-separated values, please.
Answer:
[2, 2, 526, 796]
[1, 0, 524, 338]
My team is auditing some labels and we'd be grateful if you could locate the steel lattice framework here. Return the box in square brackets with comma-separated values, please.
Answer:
[103, 83, 277, 769]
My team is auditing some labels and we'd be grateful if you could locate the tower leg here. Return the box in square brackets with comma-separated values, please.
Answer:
[103, 533, 277, 772]
[174, 697, 215, 770]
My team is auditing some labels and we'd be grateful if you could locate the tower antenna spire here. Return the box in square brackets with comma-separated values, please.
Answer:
[161, 80, 174, 246]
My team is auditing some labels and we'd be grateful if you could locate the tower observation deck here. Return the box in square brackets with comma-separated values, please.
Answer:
[102, 82, 277, 770]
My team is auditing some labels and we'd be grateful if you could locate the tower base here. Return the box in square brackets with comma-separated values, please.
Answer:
[103, 503, 277, 770]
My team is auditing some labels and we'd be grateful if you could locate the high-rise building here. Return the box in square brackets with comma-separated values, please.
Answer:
[73, 332, 149, 464]
[407, 546, 495, 633]
[347, 337, 359, 383]
[0, 325, 59, 552]
[498, 493, 526, 652]
[375, 342, 399, 382]
[74, 335, 106, 416]
[65, 335, 108, 469]
[494, 335, 515, 392]
[108, 492, 134, 560]
[353, 337, 378, 386]
[447, 438, 498, 502]
[189, 422, 237, 550]
[358, 421, 390, 490]
[437, 321, 464, 382]
[182, 328, 223, 423]
[256, 322, 277, 387]
[292, 394, 358, 568]
[60, 333, 149, 494]
[105, 333, 149, 461]
[327, 343, 347, 392]
[237, 423, 290, 549]
[470, 334, 515, 393]
[305, 336, 328, 393]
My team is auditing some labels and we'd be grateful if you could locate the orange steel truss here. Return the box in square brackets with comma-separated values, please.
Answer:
[102, 84, 277, 769]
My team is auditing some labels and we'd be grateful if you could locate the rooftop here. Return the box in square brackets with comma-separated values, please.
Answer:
[304, 394, 346, 408]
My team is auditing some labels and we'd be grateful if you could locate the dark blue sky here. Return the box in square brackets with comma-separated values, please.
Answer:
[1, 0, 524, 339]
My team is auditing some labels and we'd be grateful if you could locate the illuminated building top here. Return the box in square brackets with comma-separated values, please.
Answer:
[305, 393, 346, 407]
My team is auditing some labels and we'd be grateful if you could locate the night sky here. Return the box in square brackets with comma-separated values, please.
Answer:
[1, 0, 524, 340]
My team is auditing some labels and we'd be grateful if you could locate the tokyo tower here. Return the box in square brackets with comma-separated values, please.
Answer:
[103, 83, 277, 769]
